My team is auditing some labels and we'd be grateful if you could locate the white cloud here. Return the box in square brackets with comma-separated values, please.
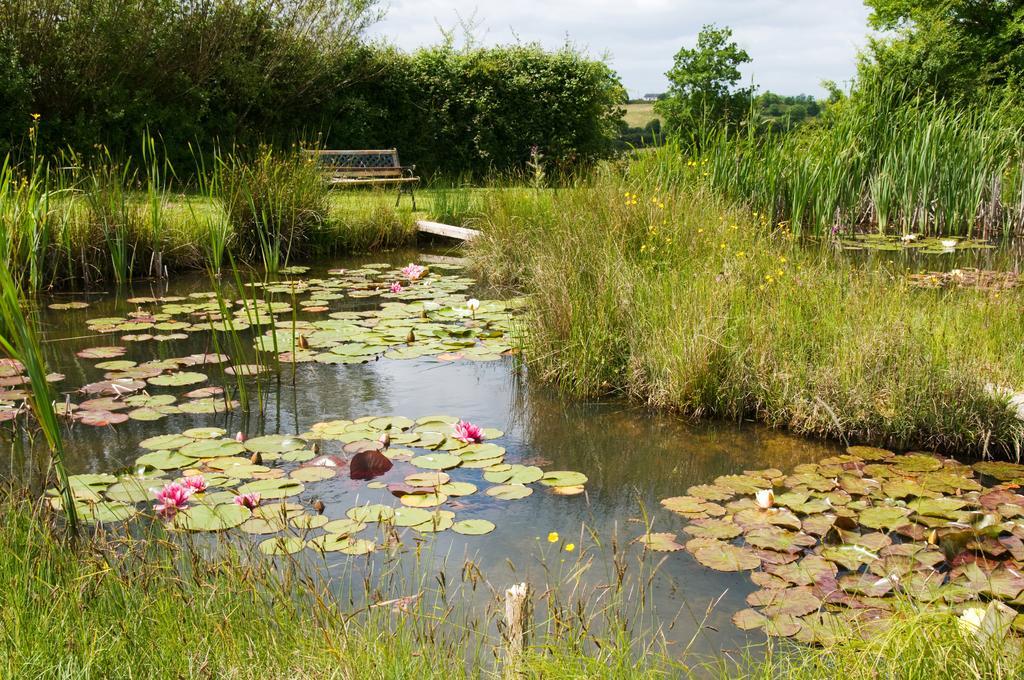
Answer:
[368, 0, 871, 97]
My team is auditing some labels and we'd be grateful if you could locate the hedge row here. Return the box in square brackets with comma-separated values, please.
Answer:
[0, 0, 625, 177]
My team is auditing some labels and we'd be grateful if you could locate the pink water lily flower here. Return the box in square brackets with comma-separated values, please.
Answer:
[181, 475, 208, 494]
[452, 420, 484, 444]
[390, 281, 404, 293]
[233, 492, 261, 509]
[152, 482, 192, 518]
[401, 263, 427, 281]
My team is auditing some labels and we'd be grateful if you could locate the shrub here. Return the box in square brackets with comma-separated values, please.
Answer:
[217, 148, 328, 269]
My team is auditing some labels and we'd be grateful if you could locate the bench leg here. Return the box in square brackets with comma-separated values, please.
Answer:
[395, 184, 417, 211]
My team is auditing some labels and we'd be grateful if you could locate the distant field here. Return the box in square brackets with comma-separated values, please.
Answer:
[623, 102, 662, 128]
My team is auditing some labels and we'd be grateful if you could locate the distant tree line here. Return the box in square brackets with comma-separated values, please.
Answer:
[653, 3, 1023, 139]
[0, 0, 626, 178]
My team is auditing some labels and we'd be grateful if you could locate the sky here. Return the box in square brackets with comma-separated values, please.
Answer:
[368, 0, 872, 98]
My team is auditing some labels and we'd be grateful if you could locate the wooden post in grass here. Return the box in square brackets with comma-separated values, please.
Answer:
[502, 582, 531, 678]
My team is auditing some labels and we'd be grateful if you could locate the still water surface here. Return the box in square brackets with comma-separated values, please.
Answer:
[5, 248, 843, 658]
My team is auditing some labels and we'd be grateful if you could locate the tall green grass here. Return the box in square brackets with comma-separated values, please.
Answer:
[472, 172, 1024, 456]
[0, 269, 77, 534]
[4, 489, 1023, 679]
[634, 88, 1024, 238]
[0, 143, 422, 290]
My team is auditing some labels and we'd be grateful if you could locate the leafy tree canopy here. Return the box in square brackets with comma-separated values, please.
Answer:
[861, 0, 1024, 98]
[655, 24, 754, 131]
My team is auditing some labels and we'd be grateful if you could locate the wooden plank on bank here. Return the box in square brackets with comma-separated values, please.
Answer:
[416, 220, 480, 242]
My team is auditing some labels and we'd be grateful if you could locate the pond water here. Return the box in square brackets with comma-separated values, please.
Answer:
[1, 247, 845, 658]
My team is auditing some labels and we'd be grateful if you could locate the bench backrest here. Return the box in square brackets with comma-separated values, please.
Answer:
[305, 149, 404, 178]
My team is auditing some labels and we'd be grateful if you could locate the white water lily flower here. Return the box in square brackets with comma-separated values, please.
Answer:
[466, 298, 480, 312]
[755, 489, 775, 510]
[941, 239, 958, 248]
[959, 607, 986, 635]
[900, 233, 918, 242]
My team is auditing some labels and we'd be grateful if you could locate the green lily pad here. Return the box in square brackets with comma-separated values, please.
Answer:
[183, 427, 227, 439]
[486, 484, 533, 500]
[105, 478, 152, 504]
[693, 542, 761, 571]
[539, 471, 588, 488]
[412, 510, 456, 533]
[632, 532, 680, 552]
[148, 371, 208, 387]
[139, 434, 192, 450]
[400, 492, 447, 508]
[483, 464, 543, 485]
[321, 519, 366, 535]
[410, 453, 462, 470]
[858, 506, 912, 530]
[174, 503, 250, 531]
[136, 450, 192, 470]
[392, 507, 433, 527]
[346, 504, 396, 523]
[236, 478, 305, 500]
[452, 519, 496, 536]
[179, 439, 246, 458]
[258, 536, 306, 555]
[245, 435, 307, 455]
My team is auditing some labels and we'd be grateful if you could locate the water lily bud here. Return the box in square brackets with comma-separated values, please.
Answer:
[378, 432, 391, 450]
[755, 488, 775, 510]
[313, 499, 325, 514]
[250, 451, 263, 465]
[296, 334, 309, 350]
[406, 329, 416, 344]
[235, 431, 247, 443]
[312, 441, 321, 455]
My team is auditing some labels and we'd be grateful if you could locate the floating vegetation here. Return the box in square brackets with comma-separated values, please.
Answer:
[840, 234, 995, 253]
[907, 267, 1019, 292]
[45, 415, 588, 556]
[1, 263, 524, 428]
[653, 447, 1024, 646]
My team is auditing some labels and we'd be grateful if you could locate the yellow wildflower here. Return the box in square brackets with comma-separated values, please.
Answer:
[565, 543, 576, 552]
[547, 532, 559, 543]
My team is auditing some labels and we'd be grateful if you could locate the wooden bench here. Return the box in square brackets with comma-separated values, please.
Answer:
[305, 149, 419, 209]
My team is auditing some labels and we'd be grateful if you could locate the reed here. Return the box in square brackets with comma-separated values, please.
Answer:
[472, 172, 1024, 456]
[0, 269, 78, 534]
[635, 88, 1024, 238]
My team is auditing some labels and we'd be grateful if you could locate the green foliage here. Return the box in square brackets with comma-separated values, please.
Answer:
[650, 86, 1024, 237]
[0, 0, 624, 178]
[472, 173, 1024, 456]
[754, 93, 821, 133]
[655, 24, 754, 132]
[322, 44, 626, 177]
[217, 147, 328, 271]
[861, 0, 1024, 99]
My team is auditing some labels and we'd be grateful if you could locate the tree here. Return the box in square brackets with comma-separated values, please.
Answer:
[655, 24, 754, 132]
[861, 0, 1024, 98]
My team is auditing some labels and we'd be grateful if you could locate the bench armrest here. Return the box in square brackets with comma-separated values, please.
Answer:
[400, 165, 418, 179]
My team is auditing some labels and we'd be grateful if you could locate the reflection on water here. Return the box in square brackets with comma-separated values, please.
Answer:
[2, 248, 842, 656]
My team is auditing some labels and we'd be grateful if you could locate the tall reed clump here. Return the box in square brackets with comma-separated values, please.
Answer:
[218, 146, 328, 274]
[634, 87, 1024, 238]
[0, 267, 77, 534]
[472, 171, 1024, 456]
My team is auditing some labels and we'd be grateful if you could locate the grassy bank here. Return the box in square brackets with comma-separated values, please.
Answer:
[4, 490, 1023, 679]
[472, 173, 1024, 457]
[0, 143, 526, 290]
[634, 90, 1024, 238]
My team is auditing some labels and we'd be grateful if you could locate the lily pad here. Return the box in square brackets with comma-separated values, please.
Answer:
[452, 519, 496, 536]
[236, 478, 304, 500]
[174, 503, 251, 532]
